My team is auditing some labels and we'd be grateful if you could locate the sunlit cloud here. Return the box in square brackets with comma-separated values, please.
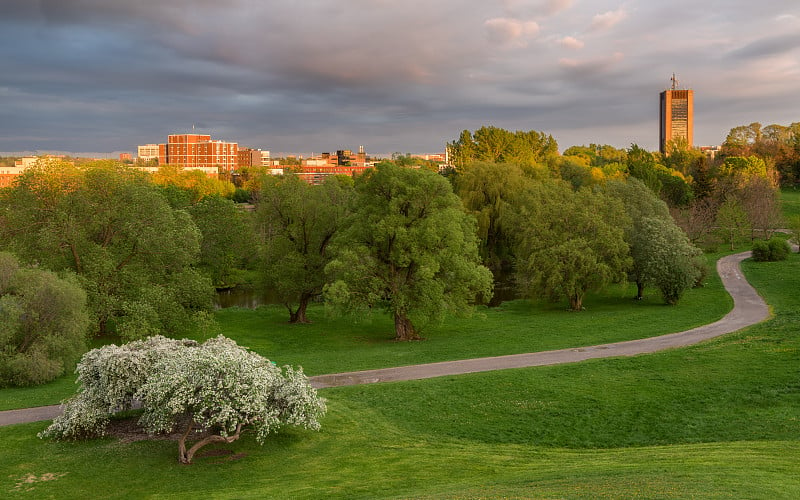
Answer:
[485, 17, 541, 46]
[559, 36, 584, 49]
[589, 8, 628, 31]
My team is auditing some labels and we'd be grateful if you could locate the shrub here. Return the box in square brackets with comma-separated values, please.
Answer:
[0, 252, 90, 387]
[768, 238, 790, 261]
[752, 239, 789, 262]
[751, 240, 770, 262]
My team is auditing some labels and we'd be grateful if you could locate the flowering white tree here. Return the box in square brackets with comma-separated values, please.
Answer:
[39, 335, 326, 464]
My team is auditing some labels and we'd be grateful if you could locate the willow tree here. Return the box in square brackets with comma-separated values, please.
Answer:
[256, 174, 353, 323]
[454, 161, 533, 279]
[325, 163, 493, 340]
[0, 160, 214, 339]
[514, 180, 631, 311]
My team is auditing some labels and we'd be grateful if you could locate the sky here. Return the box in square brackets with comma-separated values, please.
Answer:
[1, 0, 800, 156]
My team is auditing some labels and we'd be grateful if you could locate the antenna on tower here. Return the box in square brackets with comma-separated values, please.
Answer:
[671, 73, 678, 90]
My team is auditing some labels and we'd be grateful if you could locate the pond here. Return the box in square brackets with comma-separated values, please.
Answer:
[213, 280, 520, 309]
[213, 287, 280, 309]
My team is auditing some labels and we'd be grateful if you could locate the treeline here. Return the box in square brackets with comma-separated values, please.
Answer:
[0, 121, 794, 387]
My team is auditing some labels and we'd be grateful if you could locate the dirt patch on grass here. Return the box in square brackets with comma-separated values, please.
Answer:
[105, 416, 211, 444]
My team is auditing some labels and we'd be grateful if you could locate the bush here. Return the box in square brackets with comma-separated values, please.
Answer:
[0, 252, 90, 387]
[752, 239, 789, 262]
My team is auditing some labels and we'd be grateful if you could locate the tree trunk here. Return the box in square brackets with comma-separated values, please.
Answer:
[178, 422, 243, 464]
[636, 281, 645, 300]
[288, 293, 312, 324]
[568, 294, 583, 311]
[393, 312, 419, 341]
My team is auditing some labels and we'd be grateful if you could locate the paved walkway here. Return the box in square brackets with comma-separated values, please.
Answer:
[0, 251, 768, 426]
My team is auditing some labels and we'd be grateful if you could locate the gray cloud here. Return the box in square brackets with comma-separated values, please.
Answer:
[1, 0, 799, 153]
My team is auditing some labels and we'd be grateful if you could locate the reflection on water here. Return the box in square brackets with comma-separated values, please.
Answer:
[213, 287, 280, 309]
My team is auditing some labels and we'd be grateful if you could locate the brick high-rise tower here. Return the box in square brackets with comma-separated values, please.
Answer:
[659, 74, 694, 154]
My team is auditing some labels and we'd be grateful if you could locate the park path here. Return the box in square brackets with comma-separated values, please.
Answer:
[0, 251, 768, 426]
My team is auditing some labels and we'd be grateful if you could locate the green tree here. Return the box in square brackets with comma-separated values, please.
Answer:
[454, 161, 533, 279]
[0, 160, 214, 339]
[715, 196, 751, 250]
[448, 126, 557, 172]
[188, 195, 256, 288]
[629, 217, 703, 305]
[0, 252, 90, 387]
[514, 181, 631, 311]
[325, 163, 493, 340]
[605, 178, 671, 299]
[39, 335, 326, 464]
[256, 174, 353, 323]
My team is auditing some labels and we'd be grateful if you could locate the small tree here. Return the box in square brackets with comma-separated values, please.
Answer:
[633, 217, 703, 304]
[715, 197, 752, 250]
[0, 252, 90, 387]
[39, 335, 326, 464]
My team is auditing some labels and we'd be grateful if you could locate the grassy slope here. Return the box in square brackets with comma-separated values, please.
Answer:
[1, 252, 798, 498]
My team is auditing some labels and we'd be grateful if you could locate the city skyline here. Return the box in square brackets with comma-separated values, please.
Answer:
[1, 1, 799, 154]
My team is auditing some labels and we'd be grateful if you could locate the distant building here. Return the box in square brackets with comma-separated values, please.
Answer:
[157, 134, 238, 176]
[659, 74, 694, 154]
[137, 144, 159, 161]
[237, 148, 271, 167]
[119, 153, 132, 162]
[291, 148, 374, 184]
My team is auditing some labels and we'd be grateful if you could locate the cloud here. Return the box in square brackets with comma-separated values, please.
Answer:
[542, 0, 575, 16]
[589, 8, 628, 31]
[727, 33, 800, 60]
[484, 17, 541, 46]
[559, 36, 584, 49]
[558, 52, 624, 77]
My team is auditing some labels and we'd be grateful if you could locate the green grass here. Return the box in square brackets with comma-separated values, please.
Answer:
[0, 252, 732, 411]
[0, 251, 798, 498]
[780, 186, 800, 219]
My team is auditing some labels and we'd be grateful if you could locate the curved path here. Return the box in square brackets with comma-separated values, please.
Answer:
[0, 251, 768, 426]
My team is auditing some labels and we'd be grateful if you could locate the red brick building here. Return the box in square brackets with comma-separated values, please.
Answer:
[157, 134, 238, 176]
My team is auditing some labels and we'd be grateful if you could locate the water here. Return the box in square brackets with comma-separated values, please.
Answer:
[213, 287, 280, 309]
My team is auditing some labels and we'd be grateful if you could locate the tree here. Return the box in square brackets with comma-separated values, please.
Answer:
[448, 126, 558, 172]
[454, 161, 533, 278]
[151, 164, 235, 205]
[0, 252, 90, 386]
[256, 174, 353, 323]
[0, 160, 214, 339]
[325, 163, 493, 340]
[514, 181, 631, 311]
[188, 195, 257, 288]
[605, 178, 671, 299]
[737, 176, 783, 240]
[39, 335, 326, 464]
[715, 196, 751, 250]
[629, 217, 703, 305]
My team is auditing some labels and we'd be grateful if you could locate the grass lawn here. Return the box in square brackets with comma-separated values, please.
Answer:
[780, 187, 800, 219]
[1, 250, 798, 498]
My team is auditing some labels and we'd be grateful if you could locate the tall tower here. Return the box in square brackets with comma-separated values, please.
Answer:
[659, 73, 694, 154]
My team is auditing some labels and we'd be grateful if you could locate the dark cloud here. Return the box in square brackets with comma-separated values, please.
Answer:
[1, 0, 799, 153]
[727, 33, 800, 60]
